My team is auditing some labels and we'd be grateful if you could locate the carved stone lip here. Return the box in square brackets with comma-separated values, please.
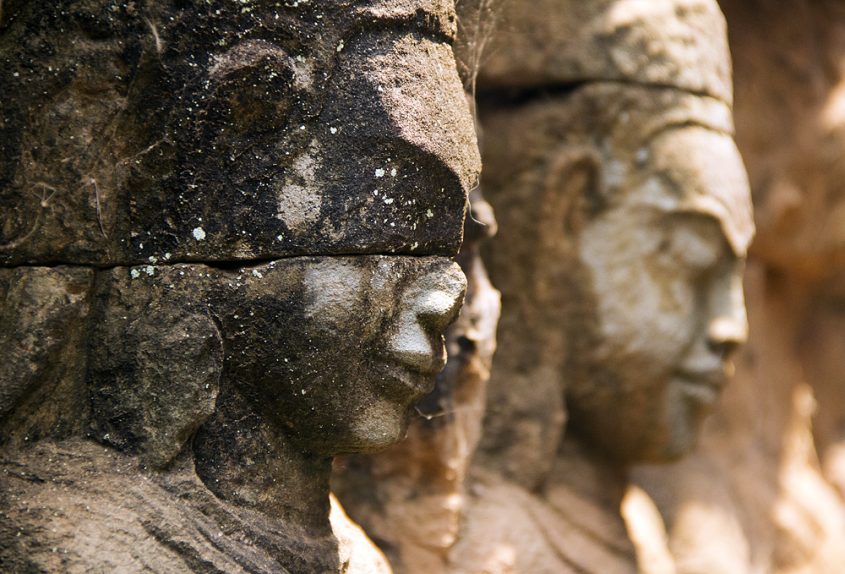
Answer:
[675, 368, 726, 406]
[380, 359, 443, 403]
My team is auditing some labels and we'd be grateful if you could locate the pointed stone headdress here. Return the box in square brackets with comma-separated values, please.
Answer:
[0, 1, 479, 266]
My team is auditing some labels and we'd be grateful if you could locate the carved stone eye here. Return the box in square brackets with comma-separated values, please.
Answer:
[208, 40, 295, 135]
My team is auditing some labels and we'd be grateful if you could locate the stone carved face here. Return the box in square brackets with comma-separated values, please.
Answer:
[0, 1, 480, 463]
[566, 127, 754, 462]
[221, 257, 466, 455]
[90, 257, 465, 463]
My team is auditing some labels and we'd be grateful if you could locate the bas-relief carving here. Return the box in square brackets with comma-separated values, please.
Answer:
[451, 86, 752, 574]
[332, 190, 501, 574]
[0, 1, 480, 572]
[2, 258, 465, 573]
[0, 1, 477, 265]
[632, 2, 845, 572]
[448, 1, 753, 571]
[330, 5, 505, 569]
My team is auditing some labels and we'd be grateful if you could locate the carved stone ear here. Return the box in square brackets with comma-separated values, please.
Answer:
[541, 147, 603, 247]
[87, 271, 223, 469]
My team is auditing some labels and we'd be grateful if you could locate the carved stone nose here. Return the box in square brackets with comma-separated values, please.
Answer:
[706, 274, 748, 359]
[707, 315, 747, 358]
[386, 264, 466, 374]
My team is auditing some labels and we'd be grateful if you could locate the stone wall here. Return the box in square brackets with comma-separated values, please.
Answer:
[3, 2, 844, 573]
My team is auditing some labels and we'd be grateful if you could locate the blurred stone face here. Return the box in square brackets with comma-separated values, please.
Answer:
[567, 127, 754, 462]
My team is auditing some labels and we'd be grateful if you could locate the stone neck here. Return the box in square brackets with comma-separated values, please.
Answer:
[550, 434, 629, 510]
[541, 433, 636, 563]
[192, 389, 333, 535]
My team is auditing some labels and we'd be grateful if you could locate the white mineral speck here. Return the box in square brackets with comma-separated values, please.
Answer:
[145, 265, 155, 276]
[330, 127, 337, 134]
[130, 269, 140, 279]
[192, 227, 206, 240]
[375, 168, 385, 178]
[390, 168, 397, 177]
[383, 197, 394, 205]
[252, 269, 263, 278]
[426, 209, 434, 218]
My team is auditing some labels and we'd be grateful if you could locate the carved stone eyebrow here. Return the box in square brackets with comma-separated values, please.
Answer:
[344, 6, 457, 45]
[660, 210, 746, 261]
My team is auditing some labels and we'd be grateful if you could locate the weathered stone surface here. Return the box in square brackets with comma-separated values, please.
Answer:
[475, 83, 748, 479]
[1, 256, 467, 573]
[477, 0, 732, 104]
[634, 266, 845, 573]
[451, 444, 638, 574]
[454, 91, 749, 574]
[2, 439, 300, 573]
[0, 439, 388, 573]
[0, 0, 479, 266]
[1, 1, 480, 571]
[328, 7, 504, 568]
[0, 266, 94, 449]
[86, 264, 224, 469]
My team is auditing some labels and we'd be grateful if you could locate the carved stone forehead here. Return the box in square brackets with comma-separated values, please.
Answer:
[477, 0, 732, 105]
[478, 84, 734, 191]
[0, 0, 478, 266]
[478, 83, 751, 253]
[648, 127, 754, 256]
